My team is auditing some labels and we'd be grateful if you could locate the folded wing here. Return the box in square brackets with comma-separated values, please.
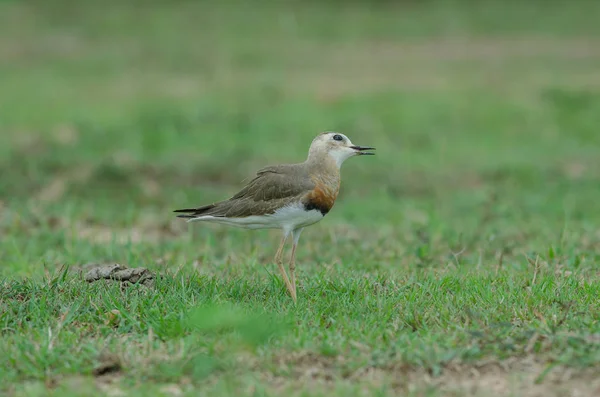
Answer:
[174, 165, 315, 218]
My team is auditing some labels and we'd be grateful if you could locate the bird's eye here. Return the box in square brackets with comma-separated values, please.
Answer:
[332, 134, 344, 141]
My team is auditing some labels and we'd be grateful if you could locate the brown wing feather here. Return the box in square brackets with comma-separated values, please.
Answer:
[174, 164, 315, 218]
[231, 165, 314, 201]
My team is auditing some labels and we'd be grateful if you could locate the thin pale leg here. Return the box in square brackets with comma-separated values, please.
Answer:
[289, 228, 304, 301]
[274, 232, 294, 299]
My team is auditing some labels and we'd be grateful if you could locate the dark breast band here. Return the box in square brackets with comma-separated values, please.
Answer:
[303, 199, 331, 215]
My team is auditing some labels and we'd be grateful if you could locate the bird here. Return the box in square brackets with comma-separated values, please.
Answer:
[174, 131, 375, 302]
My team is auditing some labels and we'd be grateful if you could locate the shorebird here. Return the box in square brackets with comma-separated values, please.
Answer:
[174, 132, 375, 301]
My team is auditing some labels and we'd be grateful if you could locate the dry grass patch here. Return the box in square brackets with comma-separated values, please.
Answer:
[262, 352, 600, 396]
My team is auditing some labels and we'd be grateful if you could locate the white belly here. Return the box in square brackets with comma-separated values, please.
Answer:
[188, 202, 324, 233]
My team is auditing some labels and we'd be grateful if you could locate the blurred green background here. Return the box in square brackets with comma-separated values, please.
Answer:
[2, 0, 600, 276]
[2, 1, 600, 395]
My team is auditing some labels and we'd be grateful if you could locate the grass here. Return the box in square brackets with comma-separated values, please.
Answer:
[2, 1, 600, 395]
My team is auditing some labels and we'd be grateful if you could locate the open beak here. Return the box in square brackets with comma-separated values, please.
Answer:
[350, 145, 376, 155]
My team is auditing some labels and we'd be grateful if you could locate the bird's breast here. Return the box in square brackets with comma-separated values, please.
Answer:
[303, 175, 340, 216]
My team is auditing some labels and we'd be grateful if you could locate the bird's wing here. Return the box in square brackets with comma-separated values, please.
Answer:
[230, 165, 314, 201]
[175, 164, 315, 218]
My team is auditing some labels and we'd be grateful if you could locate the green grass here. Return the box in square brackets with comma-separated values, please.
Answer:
[2, 1, 600, 396]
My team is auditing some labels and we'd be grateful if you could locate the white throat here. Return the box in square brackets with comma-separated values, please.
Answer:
[327, 148, 355, 168]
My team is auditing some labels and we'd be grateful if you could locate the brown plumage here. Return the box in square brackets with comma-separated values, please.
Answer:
[303, 172, 340, 215]
[174, 132, 374, 302]
[175, 164, 319, 219]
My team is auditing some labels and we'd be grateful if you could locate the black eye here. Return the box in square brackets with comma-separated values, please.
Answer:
[332, 134, 343, 141]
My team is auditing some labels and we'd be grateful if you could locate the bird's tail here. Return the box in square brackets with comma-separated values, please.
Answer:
[173, 203, 217, 219]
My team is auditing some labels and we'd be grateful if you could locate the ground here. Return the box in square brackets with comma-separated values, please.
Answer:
[1, 1, 600, 396]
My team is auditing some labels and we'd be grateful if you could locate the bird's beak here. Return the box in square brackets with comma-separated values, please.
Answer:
[350, 145, 376, 155]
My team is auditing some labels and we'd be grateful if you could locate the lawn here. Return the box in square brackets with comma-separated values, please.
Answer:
[2, 1, 600, 396]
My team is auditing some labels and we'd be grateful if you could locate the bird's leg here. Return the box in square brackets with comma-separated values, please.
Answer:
[289, 228, 304, 301]
[289, 243, 298, 300]
[274, 233, 294, 299]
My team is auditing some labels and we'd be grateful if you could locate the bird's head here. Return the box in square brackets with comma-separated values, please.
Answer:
[308, 131, 375, 168]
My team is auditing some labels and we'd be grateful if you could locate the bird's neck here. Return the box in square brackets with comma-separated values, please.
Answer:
[306, 151, 340, 173]
[304, 152, 341, 188]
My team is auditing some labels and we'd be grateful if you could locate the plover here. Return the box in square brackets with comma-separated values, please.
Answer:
[174, 132, 375, 301]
